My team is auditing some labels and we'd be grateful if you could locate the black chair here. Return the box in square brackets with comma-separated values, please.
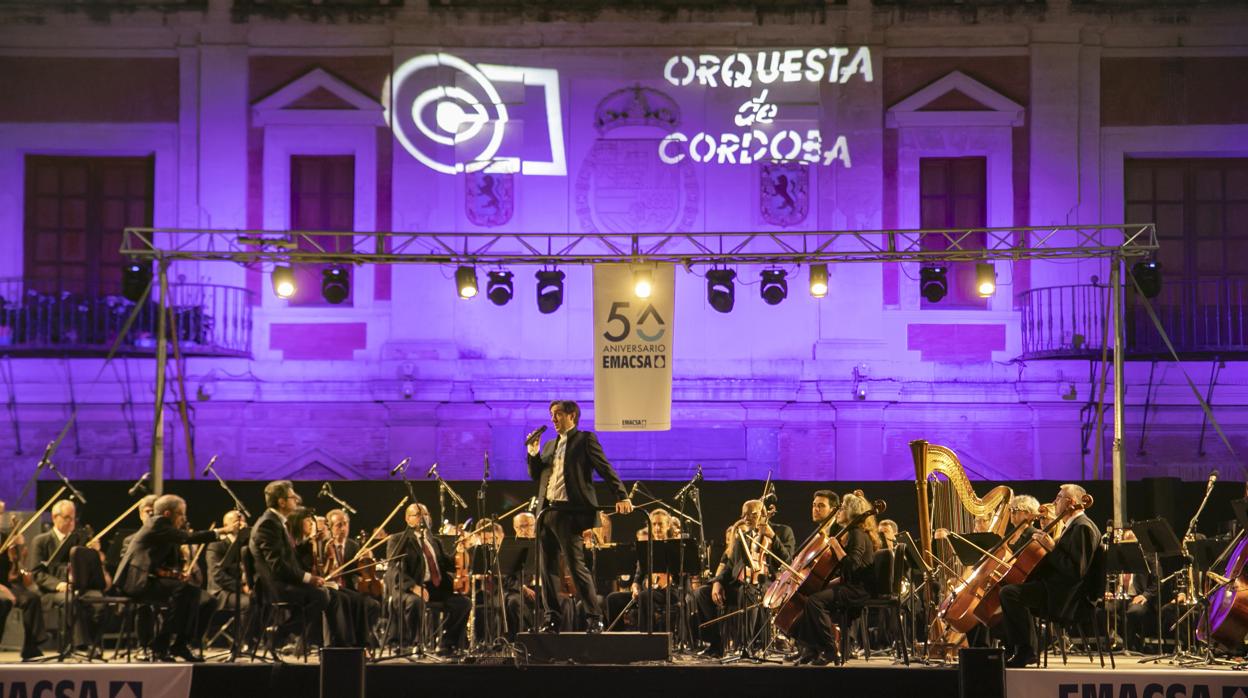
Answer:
[858, 547, 911, 665]
[243, 550, 310, 663]
[68, 546, 148, 662]
[1041, 543, 1115, 669]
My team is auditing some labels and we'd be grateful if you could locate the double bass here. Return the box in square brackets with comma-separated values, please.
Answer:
[763, 495, 886, 636]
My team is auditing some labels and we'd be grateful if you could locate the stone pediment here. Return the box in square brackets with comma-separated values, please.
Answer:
[887, 71, 1025, 128]
[252, 67, 384, 127]
[276, 447, 364, 481]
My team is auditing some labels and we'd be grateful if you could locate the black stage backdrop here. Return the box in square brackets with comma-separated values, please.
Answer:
[35, 476, 1241, 559]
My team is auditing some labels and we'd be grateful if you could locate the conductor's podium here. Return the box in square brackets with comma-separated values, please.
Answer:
[515, 631, 672, 664]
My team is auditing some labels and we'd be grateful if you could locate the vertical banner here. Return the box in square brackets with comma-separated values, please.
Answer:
[593, 264, 674, 431]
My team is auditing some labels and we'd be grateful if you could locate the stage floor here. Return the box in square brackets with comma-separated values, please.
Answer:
[0, 652, 1244, 698]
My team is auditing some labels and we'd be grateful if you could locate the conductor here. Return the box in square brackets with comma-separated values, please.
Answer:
[527, 400, 633, 633]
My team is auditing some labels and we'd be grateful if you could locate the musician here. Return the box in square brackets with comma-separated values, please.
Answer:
[114, 495, 239, 661]
[812, 490, 839, 524]
[324, 506, 376, 649]
[385, 502, 470, 655]
[513, 512, 536, 540]
[695, 499, 774, 658]
[526, 399, 633, 634]
[249, 481, 345, 650]
[0, 514, 46, 660]
[606, 509, 674, 631]
[763, 493, 797, 566]
[999, 484, 1100, 668]
[28, 499, 105, 649]
[788, 493, 879, 665]
[205, 510, 250, 613]
[1007, 496, 1043, 553]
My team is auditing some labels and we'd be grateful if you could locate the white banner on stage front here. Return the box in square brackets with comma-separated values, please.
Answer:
[592, 264, 674, 432]
[0, 664, 192, 698]
[1008, 669, 1248, 698]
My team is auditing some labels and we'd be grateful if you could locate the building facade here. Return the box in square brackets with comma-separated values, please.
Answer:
[1, 0, 1246, 504]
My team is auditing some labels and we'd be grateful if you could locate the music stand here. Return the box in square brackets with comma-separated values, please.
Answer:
[1105, 541, 1150, 655]
[947, 533, 1002, 567]
[636, 539, 700, 638]
[1132, 518, 1185, 662]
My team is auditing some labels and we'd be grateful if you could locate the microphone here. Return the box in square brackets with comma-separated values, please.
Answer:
[319, 482, 358, 515]
[201, 454, 219, 478]
[1208, 470, 1219, 488]
[484, 452, 490, 481]
[389, 457, 411, 477]
[673, 464, 703, 501]
[528, 496, 538, 513]
[524, 425, 547, 446]
[128, 472, 151, 498]
[426, 462, 439, 479]
[38, 440, 55, 467]
[628, 481, 640, 500]
[319, 482, 333, 498]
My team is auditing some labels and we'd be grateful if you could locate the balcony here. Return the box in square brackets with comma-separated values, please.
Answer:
[0, 278, 253, 358]
[1019, 277, 1248, 360]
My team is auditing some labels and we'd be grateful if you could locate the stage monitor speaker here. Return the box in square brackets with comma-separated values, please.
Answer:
[958, 647, 1005, 698]
[321, 647, 365, 698]
[516, 631, 671, 664]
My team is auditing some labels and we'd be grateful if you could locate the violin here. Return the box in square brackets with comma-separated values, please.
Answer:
[353, 531, 384, 599]
[5, 514, 33, 588]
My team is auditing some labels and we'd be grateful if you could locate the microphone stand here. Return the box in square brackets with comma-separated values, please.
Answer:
[204, 461, 251, 520]
[45, 462, 86, 506]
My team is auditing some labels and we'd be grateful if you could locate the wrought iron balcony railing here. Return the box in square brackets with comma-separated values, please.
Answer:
[1019, 276, 1248, 360]
[0, 278, 253, 358]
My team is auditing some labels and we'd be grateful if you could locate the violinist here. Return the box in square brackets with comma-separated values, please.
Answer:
[763, 492, 796, 566]
[119, 495, 158, 556]
[29, 499, 106, 651]
[249, 481, 347, 651]
[384, 502, 470, 656]
[205, 510, 251, 620]
[290, 509, 363, 648]
[789, 493, 879, 665]
[114, 494, 242, 662]
[694, 499, 774, 658]
[326, 509, 381, 650]
[999, 483, 1100, 668]
[0, 506, 46, 661]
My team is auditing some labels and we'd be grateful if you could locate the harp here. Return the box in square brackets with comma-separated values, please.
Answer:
[911, 440, 1012, 580]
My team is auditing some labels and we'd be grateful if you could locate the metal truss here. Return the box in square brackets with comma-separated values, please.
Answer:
[121, 223, 1157, 266]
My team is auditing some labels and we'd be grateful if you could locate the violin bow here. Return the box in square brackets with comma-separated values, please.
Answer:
[0, 486, 67, 556]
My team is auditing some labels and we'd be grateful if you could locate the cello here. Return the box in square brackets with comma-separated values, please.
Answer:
[1198, 533, 1248, 648]
[972, 492, 1094, 628]
[764, 495, 885, 636]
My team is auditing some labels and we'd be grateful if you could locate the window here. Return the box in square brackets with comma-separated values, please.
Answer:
[24, 156, 154, 297]
[919, 157, 987, 308]
[289, 155, 354, 306]
[1124, 158, 1248, 351]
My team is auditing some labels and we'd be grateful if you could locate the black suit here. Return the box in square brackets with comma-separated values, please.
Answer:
[791, 527, 875, 654]
[0, 541, 45, 657]
[248, 509, 337, 646]
[113, 515, 218, 652]
[999, 513, 1101, 653]
[384, 527, 469, 651]
[528, 427, 628, 624]
[205, 532, 251, 616]
[28, 527, 98, 646]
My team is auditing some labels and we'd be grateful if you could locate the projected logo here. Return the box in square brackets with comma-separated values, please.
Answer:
[384, 53, 566, 176]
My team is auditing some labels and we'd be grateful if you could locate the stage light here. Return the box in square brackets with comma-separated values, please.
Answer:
[1132, 260, 1162, 299]
[536, 270, 565, 314]
[706, 268, 736, 313]
[486, 271, 514, 306]
[321, 265, 349, 304]
[272, 265, 296, 299]
[975, 262, 996, 298]
[634, 268, 653, 299]
[809, 264, 828, 298]
[760, 269, 788, 305]
[456, 266, 478, 299]
[920, 265, 948, 303]
[121, 260, 152, 302]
